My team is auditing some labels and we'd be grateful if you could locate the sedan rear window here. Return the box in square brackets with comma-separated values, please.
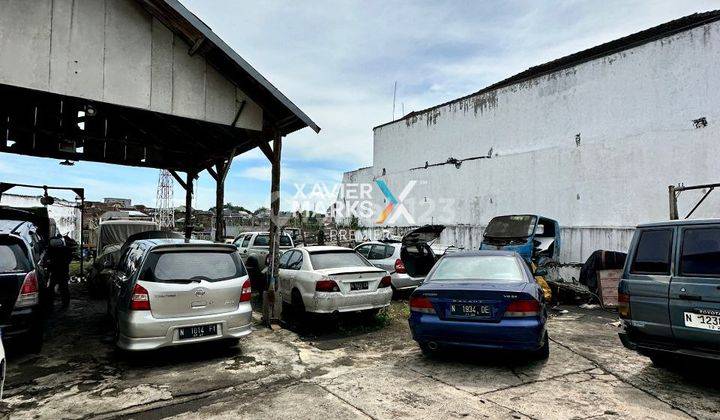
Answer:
[141, 251, 246, 282]
[0, 241, 31, 273]
[429, 256, 525, 282]
[310, 251, 373, 270]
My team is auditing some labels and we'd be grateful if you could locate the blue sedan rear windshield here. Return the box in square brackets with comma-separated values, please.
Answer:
[429, 256, 525, 282]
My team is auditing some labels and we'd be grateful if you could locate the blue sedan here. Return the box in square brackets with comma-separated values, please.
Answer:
[408, 251, 549, 358]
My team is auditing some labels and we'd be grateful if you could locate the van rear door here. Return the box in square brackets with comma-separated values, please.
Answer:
[668, 225, 720, 348]
[624, 228, 675, 339]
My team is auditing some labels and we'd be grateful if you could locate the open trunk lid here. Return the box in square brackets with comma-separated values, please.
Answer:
[402, 225, 445, 246]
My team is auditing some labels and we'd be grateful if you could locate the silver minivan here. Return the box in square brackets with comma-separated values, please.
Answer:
[107, 239, 252, 351]
[619, 219, 720, 365]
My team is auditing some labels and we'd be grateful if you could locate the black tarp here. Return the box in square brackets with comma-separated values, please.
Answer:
[579, 250, 627, 293]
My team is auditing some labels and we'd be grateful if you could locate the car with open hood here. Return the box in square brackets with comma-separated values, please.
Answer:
[278, 246, 392, 317]
[355, 225, 444, 291]
[408, 250, 549, 358]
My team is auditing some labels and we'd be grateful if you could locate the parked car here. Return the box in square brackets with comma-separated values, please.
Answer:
[87, 219, 160, 297]
[277, 246, 392, 317]
[106, 239, 252, 351]
[480, 214, 560, 263]
[355, 225, 444, 291]
[232, 231, 294, 289]
[0, 212, 49, 352]
[408, 251, 549, 358]
[618, 219, 720, 366]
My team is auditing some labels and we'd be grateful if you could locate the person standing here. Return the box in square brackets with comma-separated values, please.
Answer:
[46, 235, 74, 310]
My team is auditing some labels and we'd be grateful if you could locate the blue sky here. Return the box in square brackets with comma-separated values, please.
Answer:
[1, 0, 717, 209]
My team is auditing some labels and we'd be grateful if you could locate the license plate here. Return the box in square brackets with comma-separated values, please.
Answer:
[684, 312, 720, 331]
[451, 304, 492, 317]
[178, 324, 218, 340]
[350, 281, 368, 291]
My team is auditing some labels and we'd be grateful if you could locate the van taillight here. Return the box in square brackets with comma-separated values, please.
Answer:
[618, 292, 630, 318]
[240, 279, 252, 302]
[504, 300, 541, 317]
[130, 284, 151, 311]
[394, 259, 406, 274]
[409, 295, 435, 314]
[16, 270, 39, 308]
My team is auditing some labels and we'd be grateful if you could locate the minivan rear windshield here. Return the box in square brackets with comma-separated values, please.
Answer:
[309, 251, 373, 270]
[141, 251, 246, 282]
[0, 239, 31, 273]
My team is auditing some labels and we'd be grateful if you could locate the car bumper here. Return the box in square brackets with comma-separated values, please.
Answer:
[619, 327, 720, 362]
[391, 273, 423, 290]
[0, 306, 42, 339]
[409, 313, 546, 351]
[304, 288, 393, 313]
[117, 303, 253, 351]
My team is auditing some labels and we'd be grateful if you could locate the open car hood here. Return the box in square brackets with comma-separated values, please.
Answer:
[402, 225, 445, 246]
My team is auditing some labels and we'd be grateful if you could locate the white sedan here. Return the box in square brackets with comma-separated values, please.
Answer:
[278, 246, 392, 316]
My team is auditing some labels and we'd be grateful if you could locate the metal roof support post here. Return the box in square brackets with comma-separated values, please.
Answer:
[213, 148, 236, 242]
[262, 132, 282, 327]
[184, 170, 195, 239]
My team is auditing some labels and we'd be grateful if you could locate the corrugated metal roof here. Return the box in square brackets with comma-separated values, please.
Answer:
[375, 10, 720, 130]
[137, 0, 320, 136]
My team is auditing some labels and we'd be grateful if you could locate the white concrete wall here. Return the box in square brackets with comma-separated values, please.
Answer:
[0, 194, 82, 241]
[0, 0, 262, 130]
[342, 20, 720, 264]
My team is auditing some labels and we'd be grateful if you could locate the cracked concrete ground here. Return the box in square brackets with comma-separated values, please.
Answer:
[1, 287, 719, 419]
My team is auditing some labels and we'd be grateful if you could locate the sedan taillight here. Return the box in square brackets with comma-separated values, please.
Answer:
[316, 278, 340, 292]
[409, 295, 435, 314]
[504, 300, 541, 317]
[379, 275, 392, 288]
[240, 279, 252, 302]
[130, 283, 151, 311]
[16, 270, 39, 308]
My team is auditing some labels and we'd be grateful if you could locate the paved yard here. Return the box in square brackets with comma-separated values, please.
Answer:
[1, 287, 719, 419]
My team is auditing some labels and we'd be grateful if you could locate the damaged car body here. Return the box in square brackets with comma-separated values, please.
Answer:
[479, 215, 560, 264]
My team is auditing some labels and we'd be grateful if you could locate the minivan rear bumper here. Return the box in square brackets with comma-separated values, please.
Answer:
[117, 302, 252, 351]
[619, 330, 720, 362]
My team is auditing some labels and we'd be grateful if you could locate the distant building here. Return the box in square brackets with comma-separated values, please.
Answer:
[103, 198, 132, 208]
[340, 12, 720, 265]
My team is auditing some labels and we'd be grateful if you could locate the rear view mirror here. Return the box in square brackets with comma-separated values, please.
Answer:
[535, 224, 545, 235]
[534, 267, 548, 277]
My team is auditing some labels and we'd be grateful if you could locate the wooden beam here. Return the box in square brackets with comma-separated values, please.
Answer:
[231, 100, 247, 128]
[263, 133, 282, 326]
[213, 147, 236, 242]
[184, 171, 195, 239]
[206, 166, 218, 181]
[169, 170, 188, 190]
[188, 36, 206, 56]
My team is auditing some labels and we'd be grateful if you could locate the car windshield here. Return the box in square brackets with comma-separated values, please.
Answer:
[484, 215, 537, 238]
[141, 251, 246, 282]
[310, 251, 373, 270]
[429, 256, 525, 282]
[0, 240, 31, 273]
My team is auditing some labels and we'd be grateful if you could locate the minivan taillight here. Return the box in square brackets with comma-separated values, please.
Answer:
[504, 300, 541, 317]
[618, 292, 630, 319]
[316, 278, 340, 292]
[16, 270, 39, 308]
[409, 295, 435, 314]
[394, 259, 406, 274]
[240, 279, 252, 302]
[130, 284, 151, 311]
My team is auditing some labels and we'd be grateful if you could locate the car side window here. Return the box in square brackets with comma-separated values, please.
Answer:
[279, 250, 293, 269]
[680, 227, 720, 277]
[384, 245, 396, 258]
[630, 229, 673, 275]
[241, 235, 251, 248]
[368, 245, 386, 260]
[356, 245, 371, 257]
[122, 244, 144, 278]
[253, 235, 269, 247]
[287, 251, 303, 270]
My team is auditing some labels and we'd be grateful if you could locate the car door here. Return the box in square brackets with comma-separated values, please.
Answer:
[236, 234, 252, 262]
[108, 244, 136, 318]
[277, 250, 295, 301]
[624, 227, 675, 339]
[668, 225, 720, 347]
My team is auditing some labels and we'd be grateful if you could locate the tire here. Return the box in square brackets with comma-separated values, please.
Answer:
[22, 328, 44, 353]
[418, 342, 438, 358]
[362, 308, 380, 321]
[291, 289, 306, 319]
[533, 334, 550, 360]
[649, 352, 675, 368]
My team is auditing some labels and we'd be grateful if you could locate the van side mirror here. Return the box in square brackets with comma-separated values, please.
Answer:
[534, 267, 548, 277]
[535, 224, 545, 235]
